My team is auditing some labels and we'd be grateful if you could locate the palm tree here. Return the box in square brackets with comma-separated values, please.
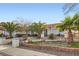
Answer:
[56, 16, 73, 46]
[1, 22, 19, 38]
[28, 21, 47, 38]
[72, 13, 79, 38]
[73, 13, 79, 30]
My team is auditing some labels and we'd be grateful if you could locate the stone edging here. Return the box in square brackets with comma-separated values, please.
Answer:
[21, 42, 79, 54]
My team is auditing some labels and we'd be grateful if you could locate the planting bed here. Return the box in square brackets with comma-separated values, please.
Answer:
[20, 41, 79, 56]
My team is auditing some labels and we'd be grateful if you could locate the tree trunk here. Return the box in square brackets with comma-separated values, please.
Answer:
[67, 29, 73, 46]
[37, 33, 41, 39]
[9, 32, 13, 38]
[25, 31, 28, 40]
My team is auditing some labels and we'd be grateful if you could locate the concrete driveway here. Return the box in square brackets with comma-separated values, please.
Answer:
[0, 45, 11, 51]
[0, 48, 54, 56]
[0, 45, 12, 56]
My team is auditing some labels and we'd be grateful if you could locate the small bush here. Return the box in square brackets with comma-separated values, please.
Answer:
[70, 43, 79, 48]
[0, 33, 3, 37]
[48, 34, 54, 40]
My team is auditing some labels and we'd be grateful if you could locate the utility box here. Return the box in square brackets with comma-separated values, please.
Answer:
[0, 37, 6, 44]
[0, 38, 3, 44]
[12, 38, 19, 48]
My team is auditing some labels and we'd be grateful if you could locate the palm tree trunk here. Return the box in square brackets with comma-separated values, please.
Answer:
[9, 32, 13, 38]
[25, 31, 28, 40]
[67, 29, 73, 46]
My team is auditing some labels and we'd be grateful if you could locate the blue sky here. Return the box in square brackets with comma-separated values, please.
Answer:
[0, 3, 78, 24]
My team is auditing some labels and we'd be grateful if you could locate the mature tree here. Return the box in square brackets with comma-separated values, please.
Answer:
[56, 16, 74, 46]
[1, 22, 19, 38]
[28, 21, 47, 38]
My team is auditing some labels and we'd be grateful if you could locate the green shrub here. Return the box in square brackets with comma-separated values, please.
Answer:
[48, 34, 54, 40]
[70, 43, 79, 48]
[0, 33, 3, 37]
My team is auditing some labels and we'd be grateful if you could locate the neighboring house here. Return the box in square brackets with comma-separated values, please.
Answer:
[44, 23, 64, 36]
[45, 24, 79, 41]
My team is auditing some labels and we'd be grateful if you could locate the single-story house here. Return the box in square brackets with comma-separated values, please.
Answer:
[44, 23, 64, 36]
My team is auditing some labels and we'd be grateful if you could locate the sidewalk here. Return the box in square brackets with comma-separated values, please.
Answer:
[0, 45, 11, 56]
[0, 45, 11, 51]
[0, 48, 54, 56]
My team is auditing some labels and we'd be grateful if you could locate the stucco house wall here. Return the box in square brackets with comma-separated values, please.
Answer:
[46, 24, 64, 36]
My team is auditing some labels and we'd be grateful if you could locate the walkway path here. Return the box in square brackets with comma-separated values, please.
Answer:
[0, 48, 53, 56]
[0, 45, 54, 56]
[0, 45, 12, 56]
[0, 45, 11, 51]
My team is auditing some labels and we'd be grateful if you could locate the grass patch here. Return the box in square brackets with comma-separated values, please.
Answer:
[28, 41, 66, 46]
[28, 40, 79, 48]
[70, 43, 79, 48]
[29, 41, 45, 44]
[30, 41, 79, 48]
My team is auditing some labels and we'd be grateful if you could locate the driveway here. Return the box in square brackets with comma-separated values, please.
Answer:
[0, 48, 54, 56]
[0, 45, 12, 56]
[0, 45, 11, 51]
